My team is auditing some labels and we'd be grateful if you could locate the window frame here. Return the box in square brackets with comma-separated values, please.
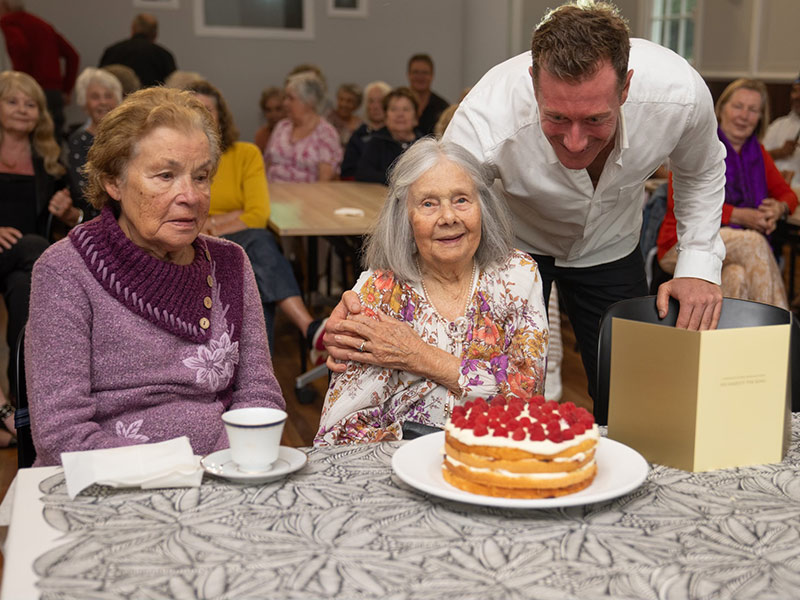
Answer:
[642, 0, 702, 65]
[193, 0, 315, 40]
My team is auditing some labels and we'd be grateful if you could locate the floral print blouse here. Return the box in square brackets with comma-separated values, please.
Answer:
[264, 117, 343, 183]
[315, 250, 548, 446]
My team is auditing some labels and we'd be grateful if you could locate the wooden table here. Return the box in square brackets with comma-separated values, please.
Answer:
[268, 181, 387, 237]
[268, 181, 388, 301]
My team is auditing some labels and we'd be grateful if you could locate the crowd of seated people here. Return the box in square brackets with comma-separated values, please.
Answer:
[0, 37, 465, 451]
[185, 79, 326, 356]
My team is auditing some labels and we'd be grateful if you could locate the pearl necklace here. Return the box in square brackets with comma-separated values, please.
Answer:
[417, 259, 477, 421]
[417, 259, 477, 322]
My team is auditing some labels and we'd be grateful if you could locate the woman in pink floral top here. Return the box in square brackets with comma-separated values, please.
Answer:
[264, 72, 343, 182]
[315, 139, 548, 445]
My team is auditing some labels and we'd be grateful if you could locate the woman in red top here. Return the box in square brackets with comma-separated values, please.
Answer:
[657, 79, 797, 308]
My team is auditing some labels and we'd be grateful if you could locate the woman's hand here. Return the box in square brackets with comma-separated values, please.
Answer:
[0, 226, 22, 252]
[759, 198, 787, 234]
[48, 189, 82, 226]
[729, 206, 771, 234]
[334, 308, 462, 393]
[335, 309, 428, 372]
[324, 291, 363, 372]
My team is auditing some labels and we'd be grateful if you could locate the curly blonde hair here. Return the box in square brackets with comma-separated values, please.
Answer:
[0, 71, 65, 177]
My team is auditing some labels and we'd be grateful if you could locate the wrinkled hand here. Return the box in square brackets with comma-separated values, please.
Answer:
[759, 198, 786, 234]
[333, 309, 428, 372]
[48, 188, 73, 220]
[0, 226, 22, 252]
[324, 290, 364, 372]
[657, 277, 722, 330]
[730, 206, 771, 234]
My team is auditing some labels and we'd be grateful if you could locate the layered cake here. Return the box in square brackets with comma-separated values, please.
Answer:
[442, 395, 599, 498]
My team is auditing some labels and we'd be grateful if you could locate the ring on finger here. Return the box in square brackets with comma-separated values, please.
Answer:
[358, 340, 366, 352]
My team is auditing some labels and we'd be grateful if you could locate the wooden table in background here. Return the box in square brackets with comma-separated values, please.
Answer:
[268, 181, 387, 237]
[268, 181, 388, 300]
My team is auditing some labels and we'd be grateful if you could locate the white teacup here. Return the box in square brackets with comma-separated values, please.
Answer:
[222, 407, 287, 472]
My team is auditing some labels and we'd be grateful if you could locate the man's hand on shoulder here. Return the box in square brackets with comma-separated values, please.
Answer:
[324, 290, 364, 372]
[656, 277, 722, 331]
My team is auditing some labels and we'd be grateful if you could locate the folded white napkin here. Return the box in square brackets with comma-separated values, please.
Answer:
[61, 436, 203, 499]
[333, 207, 365, 217]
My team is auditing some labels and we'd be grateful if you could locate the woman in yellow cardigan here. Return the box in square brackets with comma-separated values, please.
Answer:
[189, 80, 325, 356]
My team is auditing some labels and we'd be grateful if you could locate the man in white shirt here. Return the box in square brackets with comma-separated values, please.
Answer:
[763, 74, 800, 187]
[323, 1, 724, 422]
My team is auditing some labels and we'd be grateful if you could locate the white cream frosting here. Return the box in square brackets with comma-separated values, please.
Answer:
[444, 455, 596, 480]
[446, 413, 600, 456]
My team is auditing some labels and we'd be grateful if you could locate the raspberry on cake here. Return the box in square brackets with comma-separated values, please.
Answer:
[442, 395, 600, 498]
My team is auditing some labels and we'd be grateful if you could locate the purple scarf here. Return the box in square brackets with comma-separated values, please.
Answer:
[69, 207, 246, 407]
[719, 126, 768, 218]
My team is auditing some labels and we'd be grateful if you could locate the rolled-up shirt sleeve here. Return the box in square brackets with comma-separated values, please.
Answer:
[669, 68, 726, 284]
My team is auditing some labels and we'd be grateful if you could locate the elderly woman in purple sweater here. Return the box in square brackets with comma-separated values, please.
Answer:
[26, 87, 285, 466]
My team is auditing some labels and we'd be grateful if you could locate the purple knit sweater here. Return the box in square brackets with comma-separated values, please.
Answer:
[26, 209, 285, 466]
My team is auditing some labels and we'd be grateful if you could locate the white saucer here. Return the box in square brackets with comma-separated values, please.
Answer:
[201, 446, 307, 484]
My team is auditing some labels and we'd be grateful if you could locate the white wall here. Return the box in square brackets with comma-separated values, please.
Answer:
[25, 0, 468, 142]
[461, 0, 512, 91]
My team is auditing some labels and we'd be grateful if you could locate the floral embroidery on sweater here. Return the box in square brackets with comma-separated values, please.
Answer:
[183, 331, 240, 390]
[182, 265, 239, 391]
[115, 419, 149, 442]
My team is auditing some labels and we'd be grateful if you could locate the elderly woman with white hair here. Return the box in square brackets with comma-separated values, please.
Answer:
[315, 138, 548, 445]
[67, 67, 123, 219]
[341, 80, 391, 179]
[264, 71, 342, 182]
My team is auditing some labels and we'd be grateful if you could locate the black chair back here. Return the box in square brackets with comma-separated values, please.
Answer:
[596, 296, 797, 425]
[13, 328, 36, 468]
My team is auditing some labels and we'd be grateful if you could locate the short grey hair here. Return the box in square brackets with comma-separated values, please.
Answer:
[286, 72, 325, 114]
[363, 138, 514, 284]
[75, 67, 123, 109]
[364, 80, 392, 98]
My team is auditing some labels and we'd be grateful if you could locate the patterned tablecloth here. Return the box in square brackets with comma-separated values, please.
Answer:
[28, 415, 800, 600]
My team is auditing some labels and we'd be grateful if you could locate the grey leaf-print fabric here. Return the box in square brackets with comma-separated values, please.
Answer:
[30, 415, 800, 599]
